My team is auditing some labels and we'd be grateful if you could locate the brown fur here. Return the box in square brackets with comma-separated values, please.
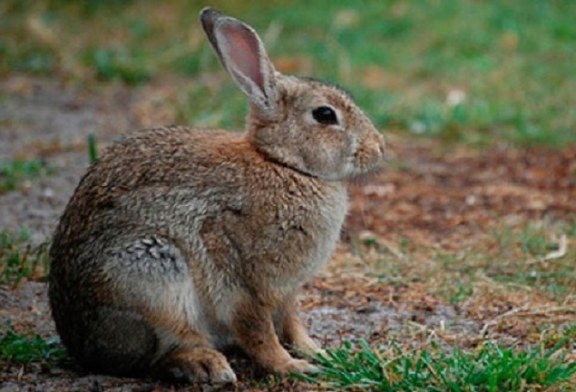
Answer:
[49, 7, 386, 384]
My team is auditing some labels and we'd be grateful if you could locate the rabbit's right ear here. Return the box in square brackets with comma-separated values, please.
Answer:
[200, 8, 279, 117]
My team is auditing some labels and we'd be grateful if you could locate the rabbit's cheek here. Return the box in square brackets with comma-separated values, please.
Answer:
[338, 135, 359, 175]
[313, 133, 357, 179]
[346, 134, 359, 158]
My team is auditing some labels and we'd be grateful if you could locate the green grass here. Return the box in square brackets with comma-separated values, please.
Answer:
[0, 323, 66, 368]
[175, 82, 247, 130]
[1, 0, 575, 146]
[0, 159, 50, 194]
[87, 133, 99, 163]
[298, 339, 576, 391]
[0, 229, 50, 286]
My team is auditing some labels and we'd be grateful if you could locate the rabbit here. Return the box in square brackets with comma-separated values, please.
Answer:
[48, 7, 386, 385]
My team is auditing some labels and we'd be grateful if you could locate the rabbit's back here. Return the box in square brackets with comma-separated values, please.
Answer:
[51, 125, 347, 269]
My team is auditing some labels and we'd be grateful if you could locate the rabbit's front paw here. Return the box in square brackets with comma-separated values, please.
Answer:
[159, 347, 237, 384]
[292, 335, 326, 360]
[277, 358, 320, 375]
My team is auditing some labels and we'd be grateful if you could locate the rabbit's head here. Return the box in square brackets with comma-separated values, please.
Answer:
[201, 8, 386, 181]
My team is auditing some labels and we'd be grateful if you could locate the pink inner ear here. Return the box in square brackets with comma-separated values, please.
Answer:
[221, 25, 264, 89]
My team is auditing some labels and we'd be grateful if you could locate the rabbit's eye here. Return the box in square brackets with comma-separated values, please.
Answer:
[312, 106, 338, 125]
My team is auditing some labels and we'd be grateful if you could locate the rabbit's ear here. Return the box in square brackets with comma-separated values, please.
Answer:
[200, 8, 278, 117]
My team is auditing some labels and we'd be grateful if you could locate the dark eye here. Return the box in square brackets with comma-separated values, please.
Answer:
[312, 106, 338, 125]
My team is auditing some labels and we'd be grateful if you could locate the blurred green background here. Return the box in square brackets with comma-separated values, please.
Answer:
[1, 0, 575, 146]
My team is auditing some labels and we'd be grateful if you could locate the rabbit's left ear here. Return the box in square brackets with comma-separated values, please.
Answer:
[201, 8, 279, 117]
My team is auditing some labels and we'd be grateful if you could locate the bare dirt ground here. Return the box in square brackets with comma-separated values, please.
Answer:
[0, 76, 575, 391]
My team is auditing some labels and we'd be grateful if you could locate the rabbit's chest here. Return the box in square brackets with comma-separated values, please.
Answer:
[200, 184, 348, 294]
[275, 192, 347, 268]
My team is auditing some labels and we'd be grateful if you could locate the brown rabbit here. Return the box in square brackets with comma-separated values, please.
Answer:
[49, 7, 386, 384]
